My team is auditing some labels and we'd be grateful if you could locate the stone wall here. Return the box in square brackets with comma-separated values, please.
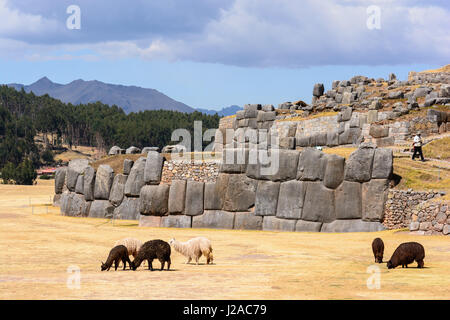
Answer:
[161, 160, 220, 184]
[383, 190, 443, 230]
[54, 143, 394, 233]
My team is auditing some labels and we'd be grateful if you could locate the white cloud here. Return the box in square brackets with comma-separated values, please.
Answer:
[0, 0, 448, 67]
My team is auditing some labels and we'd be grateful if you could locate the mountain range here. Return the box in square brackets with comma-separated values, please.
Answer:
[6, 77, 241, 116]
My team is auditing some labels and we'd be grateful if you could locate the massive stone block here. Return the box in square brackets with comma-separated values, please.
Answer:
[372, 148, 393, 179]
[83, 166, 95, 201]
[139, 216, 162, 227]
[185, 181, 204, 216]
[301, 182, 335, 223]
[66, 159, 89, 192]
[168, 180, 186, 214]
[89, 200, 114, 219]
[139, 185, 170, 216]
[204, 182, 220, 210]
[323, 154, 345, 189]
[75, 174, 84, 194]
[113, 197, 140, 220]
[369, 125, 389, 138]
[234, 212, 263, 230]
[335, 181, 362, 219]
[211, 174, 229, 210]
[123, 159, 134, 175]
[344, 145, 375, 182]
[60, 192, 90, 217]
[223, 174, 257, 212]
[144, 151, 164, 185]
[161, 215, 192, 228]
[255, 180, 280, 216]
[326, 129, 339, 147]
[53, 194, 61, 207]
[321, 219, 386, 232]
[262, 216, 296, 232]
[94, 165, 114, 200]
[109, 174, 128, 206]
[297, 148, 327, 181]
[362, 179, 389, 222]
[124, 157, 146, 197]
[276, 180, 306, 220]
[267, 149, 299, 181]
[220, 148, 249, 173]
[192, 210, 235, 229]
[295, 220, 323, 232]
[54, 167, 67, 194]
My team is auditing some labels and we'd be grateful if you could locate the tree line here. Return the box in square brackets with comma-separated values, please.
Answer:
[0, 85, 221, 184]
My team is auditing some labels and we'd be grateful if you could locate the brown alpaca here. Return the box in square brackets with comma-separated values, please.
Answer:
[372, 238, 384, 263]
[101, 245, 132, 271]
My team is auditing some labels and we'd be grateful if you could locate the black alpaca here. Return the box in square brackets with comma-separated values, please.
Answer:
[131, 239, 171, 271]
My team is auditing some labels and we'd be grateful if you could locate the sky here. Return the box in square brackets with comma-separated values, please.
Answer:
[0, 0, 449, 110]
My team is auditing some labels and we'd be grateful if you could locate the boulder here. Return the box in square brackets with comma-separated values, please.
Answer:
[313, 83, 325, 97]
[144, 151, 164, 185]
[124, 157, 146, 197]
[234, 212, 263, 230]
[301, 182, 335, 223]
[113, 197, 140, 220]
[255, 181, 280, 216]
[326, 129, 339, 147]
[123, 159, 134, 175]
[89, 200, 114, 219]
[109, 174, 128, 206]
[388, 91, 404, 99]
[75, 174, 84, 194]
[323, 154, 345, 189]
[362, 179, 389, 222]
[142, 147, 159, 154]
[66, 159, 89, 192]
[168, 180, 186, 214]
[335, 181, 362, 219]
[321, 219, 386, 232]
[83, 166, 96, 201]
[262, 216, 296, 232]
[367, 110, 378, 124]
[372, 148, 393, 179]
[161, 215, 192, 228]
[409, 221, 420, 231]
[295, 220, 322, 232]
[369, 125, 389, 138]
[53, 194, 61, 207]
[297, 148, 327, 181]
[126, 146, 141, 154]
[108, 146, 123, 155]
[276, 180, 306, 220]
[185, 181, 204, 216]
[93, 165, 114, 200]
[54, 167, 67, 194]
[139, 185, 170, 216]
[192, 210, 235, 229]
[223, 174, 257, 212]
[344, 146, 375, 182]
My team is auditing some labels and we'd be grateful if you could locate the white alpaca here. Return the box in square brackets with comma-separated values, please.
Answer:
[169, 237, 214, 265]
[114, 238, 143, 259]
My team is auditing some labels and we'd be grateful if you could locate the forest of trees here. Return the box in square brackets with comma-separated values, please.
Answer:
[0, 85, 221, 184]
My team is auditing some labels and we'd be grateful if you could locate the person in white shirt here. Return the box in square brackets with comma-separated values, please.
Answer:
[412, 132, 424, 161]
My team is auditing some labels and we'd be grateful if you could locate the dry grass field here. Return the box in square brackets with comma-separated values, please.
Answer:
[0, 180, 449, 300]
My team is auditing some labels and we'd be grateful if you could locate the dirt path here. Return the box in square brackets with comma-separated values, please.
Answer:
[0, 181, 449, 300]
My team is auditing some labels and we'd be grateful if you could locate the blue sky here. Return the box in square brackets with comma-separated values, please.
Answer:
[0, 0, 448, 110]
